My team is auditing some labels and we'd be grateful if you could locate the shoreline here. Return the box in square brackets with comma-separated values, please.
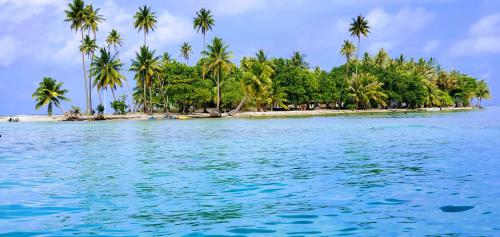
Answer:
[0, 107, 477, 123]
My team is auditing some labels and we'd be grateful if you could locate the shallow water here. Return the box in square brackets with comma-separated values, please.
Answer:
[0, 108, 499, 236]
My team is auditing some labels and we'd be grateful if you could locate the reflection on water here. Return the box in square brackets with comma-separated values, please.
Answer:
[1, 108, 499, 236]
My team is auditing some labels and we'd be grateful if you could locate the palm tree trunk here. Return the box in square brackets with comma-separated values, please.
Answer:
[88, 30, 97, 113]
[229, 94, 247, 116]
[149, 85, 153, 115]
[356, 36, 360, 75]
[203, 33, 206, 52]
[111, 88, 116, 101]
[56, 104, 66, 115]
[144, 31, 147, 46]
[98, 89, 102, 105]
[80, 30, 89, 114]
[143, 76, 147, 113]
[216, 70, 221, 113]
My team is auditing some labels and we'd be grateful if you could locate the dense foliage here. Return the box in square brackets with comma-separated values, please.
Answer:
[40, 0, 491, 116]
[129, 48, 490, 113]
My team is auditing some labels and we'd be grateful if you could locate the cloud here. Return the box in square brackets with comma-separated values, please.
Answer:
[366, 7, 433, 36]
[0, 36, 19, 66]
[423, 40, 440, 54]
[122, 11, 195, 61]
[451, 14, 500, 56]
[363, 7, 433, 53]
[0, 0, 65, 23]
[152, 12, 195, 47]
[451, 36, 500, 56]
[48, 34, 81, 65]
[470, 14, 500, 36]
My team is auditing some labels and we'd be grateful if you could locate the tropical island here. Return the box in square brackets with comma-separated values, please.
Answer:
[23, 0, 491, 122]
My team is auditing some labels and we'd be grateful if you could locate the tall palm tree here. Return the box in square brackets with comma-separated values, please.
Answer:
[374, 48, 389, 68]
[130, 46, 159, 114]
[179, 42, 192, 65]
[83, 4, 104, 112]
[230, 52, 274, 115]
[475, 80, 491, 108]
[348, 73, 387, 109]
[193, 8, 215, 51]
[340, 40, 357, 107]
[340, 40, 356, 63]
[349, 15, 370, 73]
[202, 37, 233, 114]
[291, 51, 309, 69]
[106, 29, 123, 53]
[90, 47, 126, 103]
[79, 34, 97, 105]
[65, 0, 89, 113]
[32, 77, 70, 116]
[134, 5, 157, 46]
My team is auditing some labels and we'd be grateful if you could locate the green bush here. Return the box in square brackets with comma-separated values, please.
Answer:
[70, 106, 81, 114]
[111, 95, 127, 114]
[96, 104, 105, 115]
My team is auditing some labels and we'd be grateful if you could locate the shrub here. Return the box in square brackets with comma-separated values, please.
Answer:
[70, 106, 81, 114]
[111, 95, 127, 114]
[96, 104, 105, 115]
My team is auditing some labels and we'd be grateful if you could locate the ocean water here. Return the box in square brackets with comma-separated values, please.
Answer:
[0, 108, 499, 236]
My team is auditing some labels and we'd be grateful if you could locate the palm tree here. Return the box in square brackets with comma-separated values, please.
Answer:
[291, 51, 309, 69]
[349, 15, 370, 73]
[340, 40, 357, 107]
[475, 80, 491, 107]
[374, 48, 389, 68]
[32, 77, 70, 116]
[134, 5, 157, 46]
[202, 37, 233, 114]
[106, 29, 123, 53]
[65, 0, 89, 113]
[90, 47, 126, 103]
[83, 4, 104, 112]
[230, 52, 274, 115]
[348, 73, 387, 109]
[179, 42, 192, 65]
[130, 46, 159, 114]
[193, 8, 215, 51]
[340, 40, 356, 63]
[83, 5, 104, 40]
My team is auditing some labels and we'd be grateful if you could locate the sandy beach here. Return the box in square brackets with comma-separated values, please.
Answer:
[0, 107, 476, 123]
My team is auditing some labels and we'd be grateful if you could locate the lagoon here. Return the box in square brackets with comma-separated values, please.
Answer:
[0, 108, 499, 236]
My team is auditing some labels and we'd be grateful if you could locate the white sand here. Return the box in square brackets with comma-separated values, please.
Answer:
[0, 107, 475, 122]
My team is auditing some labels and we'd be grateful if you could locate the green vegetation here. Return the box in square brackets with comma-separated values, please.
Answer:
[34, 1, 492, 117]
[32, 77, 70, 116]
[111, 96, 128, 114]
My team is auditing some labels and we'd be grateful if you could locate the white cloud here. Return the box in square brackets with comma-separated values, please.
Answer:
[0, 36, 19, 66]
[151, 12, 195, 47]
[451, 14, 500, 56]
[451, 36, 500, 56]
[362, 7, 433, 53]
[470, 14, 500, 36]
[188, 0, 305, 16]
[46, 34, 81, 65]
[212, 0, 264, 15]
[0, 0, 65, 23]
[366, 7, 433, 36]
[423, 40, 440, 54]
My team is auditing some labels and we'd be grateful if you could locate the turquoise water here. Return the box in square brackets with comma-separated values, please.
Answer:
[1, 108, 499, 236]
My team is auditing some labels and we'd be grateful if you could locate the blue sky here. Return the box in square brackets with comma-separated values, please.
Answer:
[0, 0, 499, 115]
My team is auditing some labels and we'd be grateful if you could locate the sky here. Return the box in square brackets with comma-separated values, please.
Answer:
[0, 0, 499, 115]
